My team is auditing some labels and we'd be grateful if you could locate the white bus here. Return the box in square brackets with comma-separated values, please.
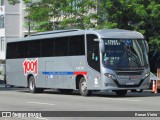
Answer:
[6, 29, 150, 96]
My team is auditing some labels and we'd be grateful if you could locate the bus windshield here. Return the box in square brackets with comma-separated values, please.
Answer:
[102, 39, 149, 69]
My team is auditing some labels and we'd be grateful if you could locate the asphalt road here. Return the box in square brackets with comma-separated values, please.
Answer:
[0, 85, 160, 120]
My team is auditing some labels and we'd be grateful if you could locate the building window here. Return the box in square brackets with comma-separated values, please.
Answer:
[0, 15, 4, 28]
[0, 0, 4, 6]
[0, 37, 5, 51]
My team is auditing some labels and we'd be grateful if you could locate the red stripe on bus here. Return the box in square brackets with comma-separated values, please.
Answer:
[74, 72, 87, 75]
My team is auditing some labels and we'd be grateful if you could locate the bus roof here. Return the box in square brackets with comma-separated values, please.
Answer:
[8, 29, 144, 43]
[94, 29, 144, 39]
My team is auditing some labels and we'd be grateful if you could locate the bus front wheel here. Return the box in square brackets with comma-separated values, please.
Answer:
[115, 90, 127, 97]
[79, 77, 92, 96]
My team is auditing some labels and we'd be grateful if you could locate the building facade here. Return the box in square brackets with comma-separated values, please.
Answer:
[0, 0, 5, 61]
[0, 0, 29, 62]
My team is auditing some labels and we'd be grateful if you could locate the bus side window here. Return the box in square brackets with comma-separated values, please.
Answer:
[41, 38, 54, 57]
[18, 41, 28, 58]
[6, 43, 19, 59]
[69, 35, 85, 56]
[55, 37, 69, 56]
[87, 34, 100, 72]
[28, 40, 41, 58]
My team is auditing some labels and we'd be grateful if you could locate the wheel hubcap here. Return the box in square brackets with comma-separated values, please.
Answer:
[81, 81, 87, 93]
[30, 81, 34, 90]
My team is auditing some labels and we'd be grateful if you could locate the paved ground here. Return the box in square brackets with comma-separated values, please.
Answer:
[0, 84, 160, 120]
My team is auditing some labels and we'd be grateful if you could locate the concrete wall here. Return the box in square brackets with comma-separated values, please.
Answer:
[4, 0, 21, 41]
[0, 0, 23, 59]
[0, 3, 5, 60]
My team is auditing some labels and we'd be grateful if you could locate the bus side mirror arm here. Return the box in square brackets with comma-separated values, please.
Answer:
[94, 38, 105, 53]
[94, 38, 100, 42]
[100, 43, 104, 53]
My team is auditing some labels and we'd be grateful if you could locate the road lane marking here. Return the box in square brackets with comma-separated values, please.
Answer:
[27, 102, 55, 106]
[126, 99, 140, 102]
[35, 117, 49, 120]
[103, 98, 140, 102]
[11, 117, 28, 120]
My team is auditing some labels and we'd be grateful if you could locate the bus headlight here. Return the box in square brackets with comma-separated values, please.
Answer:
[142, 73, 150, 79]
[104, 73, 116, 80]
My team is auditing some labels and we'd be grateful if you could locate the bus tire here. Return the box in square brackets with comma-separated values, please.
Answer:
[29, 76, 43, 93]
[79, 77, 92, 96]
[115, 90, 127, 97]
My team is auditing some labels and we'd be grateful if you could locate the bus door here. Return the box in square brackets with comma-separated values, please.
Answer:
[45, 61, 54, 88]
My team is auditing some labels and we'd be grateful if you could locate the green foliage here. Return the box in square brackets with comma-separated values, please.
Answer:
[149, 36, 160, 52]
[8, 0, 160, 47]
[101, 0, 160, 53]
[8, 0, 20, 5]
[58, 0, 98, 29]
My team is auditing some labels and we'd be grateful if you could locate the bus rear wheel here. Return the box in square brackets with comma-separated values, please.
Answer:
[115, 90, 127, 97]
[79, 77, 92, 96]
[29, 76, 44, 93]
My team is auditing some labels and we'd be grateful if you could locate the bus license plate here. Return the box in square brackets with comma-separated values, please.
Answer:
[126, 81, 135, 85]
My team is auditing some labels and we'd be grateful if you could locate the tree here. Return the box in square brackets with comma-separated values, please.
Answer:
[25, 0, 56, 32]
[8, 0, 20, 5]
[100, 0, 160, 41]
[59, 0, 97, 29]
[8, 0, 98, 31]
[8, 0, 160, 39]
